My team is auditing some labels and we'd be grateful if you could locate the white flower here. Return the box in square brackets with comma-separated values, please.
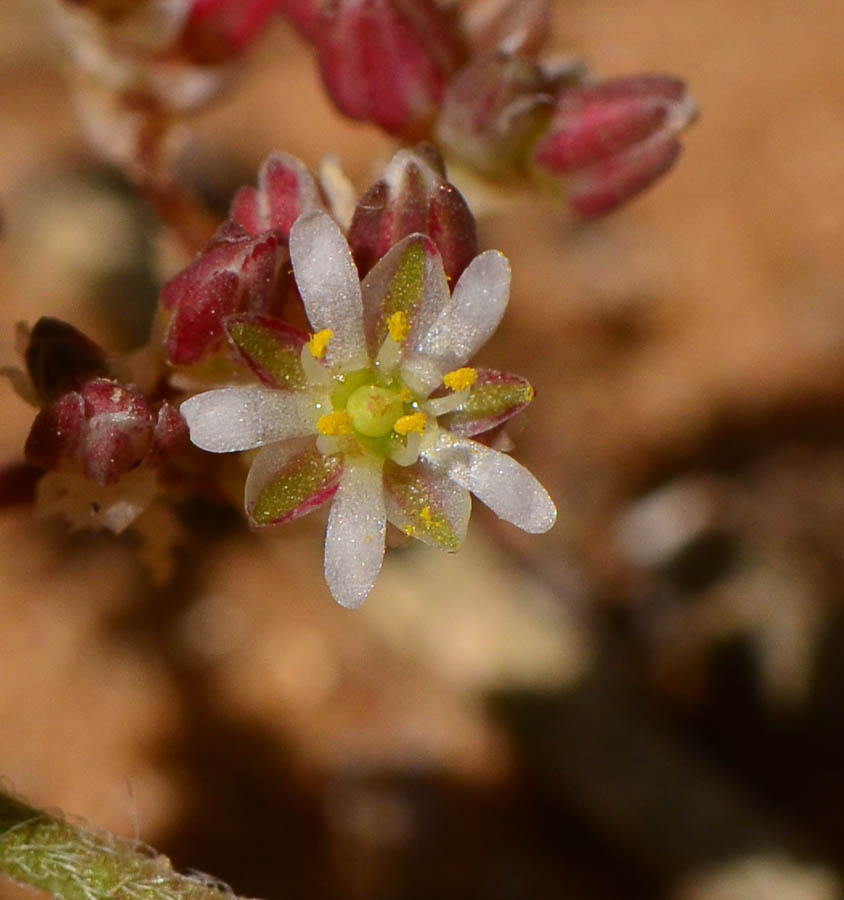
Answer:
[181, 210, 556, 607]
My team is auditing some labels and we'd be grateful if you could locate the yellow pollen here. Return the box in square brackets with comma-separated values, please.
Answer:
[443, 367, 478, 392]
[420, 505, 433, 523]
[317, 411, 352, 435]
[400, 386, 414, 403]
[387, 310, 410, 342]
[308, 328, 334, 359]
[393, 412, 427, 435]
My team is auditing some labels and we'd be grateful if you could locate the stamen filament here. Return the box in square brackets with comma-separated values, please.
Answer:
[423, 390, 469, 417]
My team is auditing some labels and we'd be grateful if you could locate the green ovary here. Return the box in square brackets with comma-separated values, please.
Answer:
[345, 384, 405, 437]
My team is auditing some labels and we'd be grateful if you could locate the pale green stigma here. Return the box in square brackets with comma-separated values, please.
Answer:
[346, 384, 405, 437]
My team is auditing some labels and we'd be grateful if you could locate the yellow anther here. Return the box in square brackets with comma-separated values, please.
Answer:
[420, 506, 433, 523]
[400, 386, 414, 403]
[317, 411, 352, 436]
[393, 412, 427, 436]
[308, 328, 334, 359]
[443, 367, 478, 392]
[387, 310, 410, 343]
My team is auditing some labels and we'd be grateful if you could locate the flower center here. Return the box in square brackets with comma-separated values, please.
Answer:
[345, 384, 405, 437]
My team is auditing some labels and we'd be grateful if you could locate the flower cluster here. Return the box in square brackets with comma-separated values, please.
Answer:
[11, 146, 555, 605]
[16, 0, 699, 604]
[53, 0, 697, 218]
[180, 210, 556, 606]
[9, 319, 187, 534]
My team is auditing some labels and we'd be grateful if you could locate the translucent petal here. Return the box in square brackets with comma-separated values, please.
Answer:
[289, 210, 368, 369]
[180, 386, 318, 453]
[383, 459, 470, 550]
[324, 459, 386, 608]
[423, 433, 556, 533]
[403, 250, 511, 394]
[361, 233, 449, 358]
[246, 438, 342, 526]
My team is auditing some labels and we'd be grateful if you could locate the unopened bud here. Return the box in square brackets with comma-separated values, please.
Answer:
[24, 317, 109, 404]
[25, 378, 154, 486]
[160, 222, 287, 365]
[348, 144, 477, 282]
[532, 74, 697, 216]
[310, 0, 466, 137]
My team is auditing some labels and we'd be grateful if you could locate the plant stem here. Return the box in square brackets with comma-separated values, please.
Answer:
[0, 790, 248, 900]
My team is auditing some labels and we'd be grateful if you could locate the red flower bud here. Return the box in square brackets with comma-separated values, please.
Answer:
[25, 378, 154, 486]
[310, 0, 467, 137]
[532, 74, 697, 216]
[160, 222, 288, 365]
[348, 144, 477, 282]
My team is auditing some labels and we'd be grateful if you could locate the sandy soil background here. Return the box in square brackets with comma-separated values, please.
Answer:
[1, 0, 844, 897]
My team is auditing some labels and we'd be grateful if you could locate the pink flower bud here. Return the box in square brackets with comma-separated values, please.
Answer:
[160, 222, 288, 365]
[310, 0, 467, 137]
[532, 74, 697, 216]
[25, 378, 155, 486]
[348, 144, 478, 282]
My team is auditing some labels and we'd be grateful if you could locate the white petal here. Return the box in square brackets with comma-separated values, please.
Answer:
[324, 459, 386, 608]
[180, 386, 318, 453]
[289, 210, 368, 369]
[403, 251, 511, 394]
[423, 433, 556, 533]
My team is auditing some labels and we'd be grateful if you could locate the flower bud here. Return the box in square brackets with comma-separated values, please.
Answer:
[24, 317, 109, 404]
[160, 222, 288, 365]
[348, 144, 477, 282]
[532, 74, 697, 216]
[25, 378, 154, 486]
[310, 0, 466, 137]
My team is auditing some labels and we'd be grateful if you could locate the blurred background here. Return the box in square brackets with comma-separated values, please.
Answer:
[2, 0, 844, 897]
